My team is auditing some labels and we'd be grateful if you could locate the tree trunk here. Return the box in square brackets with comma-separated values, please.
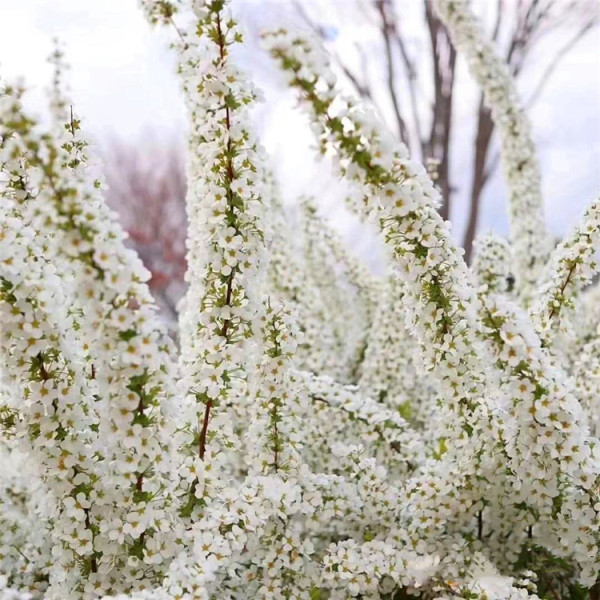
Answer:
[463, 95, 494, 263]
[425, 0, 456, 222]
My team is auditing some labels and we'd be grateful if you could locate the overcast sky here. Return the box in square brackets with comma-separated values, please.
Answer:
[0, 0, 598, 262]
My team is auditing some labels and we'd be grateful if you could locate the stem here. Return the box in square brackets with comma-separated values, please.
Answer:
[135, 473, 146, 549]
[37, 352, 49, 381]
[194, 10, 237, 463]
[217, 10, 236, 342]
[272, 414, 279, 472]
[12, 545, 30, 564]
[169, 16, 188, 48]
[198, 399, 212, 460]
[547, 261, 577, 321]
[84, 509, 97, 573]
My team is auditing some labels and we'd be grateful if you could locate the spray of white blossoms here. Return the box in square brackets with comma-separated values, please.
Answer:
[433, 0, 552, 301]
[0, 0, 599, 598]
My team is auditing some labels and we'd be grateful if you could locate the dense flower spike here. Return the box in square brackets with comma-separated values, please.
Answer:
[298, 199, 367, 381]
[433, 0, 551, 300]
[530, 198, 600, 347]
[247, 301, 302, 476]
[139, 0, 272, 536]
[1, 77, 179, 595]
[0, 0, 599, 598]
[263, 30, 491, 429]
[297, 370, 424, 473]
[316, 205, 380, 332]
[174, 0, 266, 451]
[357, 276, 432, 421]
[472, 233, 515, 297]
[0, 204, 102, 596]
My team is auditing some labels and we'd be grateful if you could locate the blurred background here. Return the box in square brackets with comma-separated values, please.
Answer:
[1, 0, 599, 318]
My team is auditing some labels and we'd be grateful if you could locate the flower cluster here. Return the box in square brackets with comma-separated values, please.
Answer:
[433, 0, 551, 300]
[531, 199, 600, 347]
[472, 233, 515, 297]
[159, 0, 269, 527]
[0, 200, 101, 595]
[0, 0, 599, 598]
[297, 199, 369, 381]
[1, 70, 179, 595]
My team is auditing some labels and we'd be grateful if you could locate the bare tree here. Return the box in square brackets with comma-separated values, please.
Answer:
[293, 0, 599, 261]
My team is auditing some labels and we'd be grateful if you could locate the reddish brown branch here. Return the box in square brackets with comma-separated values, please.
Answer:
[198, 399, 213, 460]
[194, 10, 236, 463]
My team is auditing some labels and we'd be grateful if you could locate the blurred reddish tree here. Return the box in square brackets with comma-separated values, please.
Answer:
[104, 139, 187, 321]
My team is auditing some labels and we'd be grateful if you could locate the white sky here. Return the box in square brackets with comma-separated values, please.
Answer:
[0, 0, 599, 263]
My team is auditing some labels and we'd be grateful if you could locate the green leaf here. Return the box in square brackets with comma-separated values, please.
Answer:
[118, 329, 138, 342]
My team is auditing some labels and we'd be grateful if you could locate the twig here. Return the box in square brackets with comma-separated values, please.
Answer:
[375, 0, 410, 145]
[526, 19, 598, 107]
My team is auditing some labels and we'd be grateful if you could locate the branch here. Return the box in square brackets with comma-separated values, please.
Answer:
[526, 19, 599, 107]
[375, 0, 411, 145]
[394, 8, 425, 158]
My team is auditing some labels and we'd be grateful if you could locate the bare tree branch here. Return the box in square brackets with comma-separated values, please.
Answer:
[392, 5, 425, 159]
[526, 18, 599, 107]
[375, 0, 411, 145]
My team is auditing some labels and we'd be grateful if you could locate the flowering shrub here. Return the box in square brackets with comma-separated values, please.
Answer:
[0, 0, 598, 599]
